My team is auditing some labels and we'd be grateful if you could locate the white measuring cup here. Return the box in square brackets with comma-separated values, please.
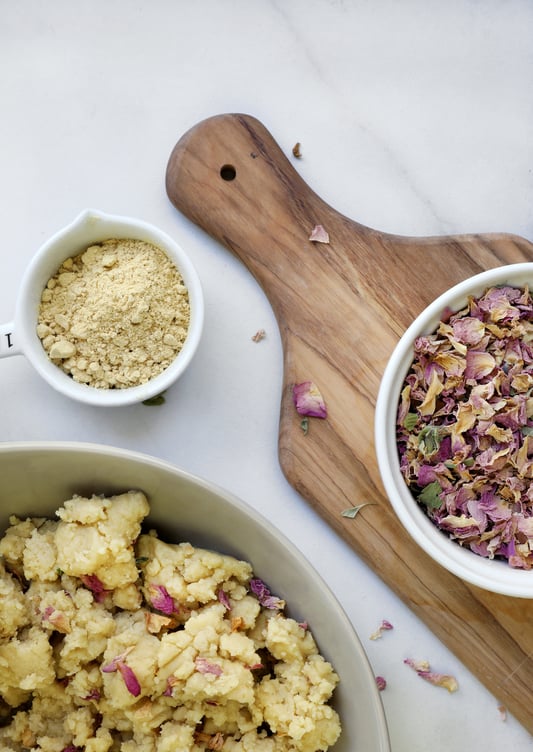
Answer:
[0, 209, 204, 406]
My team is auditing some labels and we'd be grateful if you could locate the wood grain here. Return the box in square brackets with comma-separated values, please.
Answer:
[166, 113, 533, 731]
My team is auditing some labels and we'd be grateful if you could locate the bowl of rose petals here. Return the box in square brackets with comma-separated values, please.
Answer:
[375, 263, 533, 597]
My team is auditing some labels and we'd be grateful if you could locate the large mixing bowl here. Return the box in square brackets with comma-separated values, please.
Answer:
[0, 441, 390, 751]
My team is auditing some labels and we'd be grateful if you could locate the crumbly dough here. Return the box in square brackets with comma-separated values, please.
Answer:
[37, 239, 191, 389]
[0, 493, 341, 752]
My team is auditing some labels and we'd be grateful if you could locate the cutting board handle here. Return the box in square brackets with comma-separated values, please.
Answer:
[165, 113, 372, 294]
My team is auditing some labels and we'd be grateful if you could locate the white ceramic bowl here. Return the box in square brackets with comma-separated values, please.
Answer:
[0, 209, 204, 406]
[375, 262, 533, 598]
[0, 441, 390, 751]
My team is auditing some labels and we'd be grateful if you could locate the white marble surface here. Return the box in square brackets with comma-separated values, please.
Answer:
[1, 2, 533, 750]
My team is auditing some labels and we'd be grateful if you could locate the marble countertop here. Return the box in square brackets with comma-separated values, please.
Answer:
[1, 2, 532, 750]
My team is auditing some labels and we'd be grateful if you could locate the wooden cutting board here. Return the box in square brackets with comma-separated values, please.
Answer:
[166, 113, 533, 732]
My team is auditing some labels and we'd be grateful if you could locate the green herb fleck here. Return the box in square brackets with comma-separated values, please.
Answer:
[403, 412, 418, 431]
[56, 568, 64, 577]
[418, 481, 443, 510]
[417, 425, 444, 457]
[341, 502, 375, 519]
[143, 392, 166, 406]
[135, 556, 149, 567]
[300, 417, 309, 435]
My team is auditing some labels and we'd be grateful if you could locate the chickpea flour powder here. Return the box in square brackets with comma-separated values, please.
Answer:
[37, 238, 190, 389]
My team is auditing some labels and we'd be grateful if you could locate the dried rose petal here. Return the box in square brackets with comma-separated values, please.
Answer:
[43, 607, 71, 634]
[249, 578, 285, 610]
[217, 589, 231, 611]
[195, 657, 223, 676]
[208, 732, 225, 751]
[247, 662, 264, 670]
[252, 329, 266, 342]
[375, 676, 387, 691]
[498, 704, 507, 721]
[147, 584, 176, 615]
[194, 731, 225, 751]
[145, 612, 173, 634]
[81, 574, 110, 602]
[293, 381, 327, 419]
[117, 661, 141, 696]
[82, 689, 101, 701]
[102, 647, 140, 696]
[404, 658, 458, 692]
[164, 675, 179, 696]
[309, 224, 329, 243]
[231, 616, 245, 632]
[369, 619, 394, 640]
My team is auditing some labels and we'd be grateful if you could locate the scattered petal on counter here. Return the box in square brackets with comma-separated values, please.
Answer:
[404, 658, 459, 692]
[293, 381, 327, 418]
[369, 619, 394, 640]
[249, 577, 285, 610]
[252, 328, 266, 342]
[498, 704, 507, 721]
[147, 583, 176, 615]
[309, 224, 330, 243]
[195, 657, 223, 676]
[292, 142, 302, 158]
[341, 502, 375, 519]
[375, 676, 387, 691]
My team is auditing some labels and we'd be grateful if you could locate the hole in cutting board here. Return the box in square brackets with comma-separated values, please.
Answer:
[220, 164, 236, 181]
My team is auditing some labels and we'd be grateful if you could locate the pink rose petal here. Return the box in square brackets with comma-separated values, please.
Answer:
[369, 619, 394, 640]
[249, 578, 285, 610]
[309, 224, 330, 243]
[102, 648, 141, 697]
[404, 658, 458, 692]
[117, 661, 141, 696]
[195, 657, 223, 676]
[148, 584, 176, 615]
[293, 381, 327, 419]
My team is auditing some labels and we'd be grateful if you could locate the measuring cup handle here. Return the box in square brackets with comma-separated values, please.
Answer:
[0, 322, 21, 358]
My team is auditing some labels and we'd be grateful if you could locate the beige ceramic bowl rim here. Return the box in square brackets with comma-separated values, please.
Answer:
[0, 440, 391, 751]
[10, 208, 204, 406]
[375, 262, 533, 598]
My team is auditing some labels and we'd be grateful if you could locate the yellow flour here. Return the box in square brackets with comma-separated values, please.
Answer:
[37, 238, 190, 389]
